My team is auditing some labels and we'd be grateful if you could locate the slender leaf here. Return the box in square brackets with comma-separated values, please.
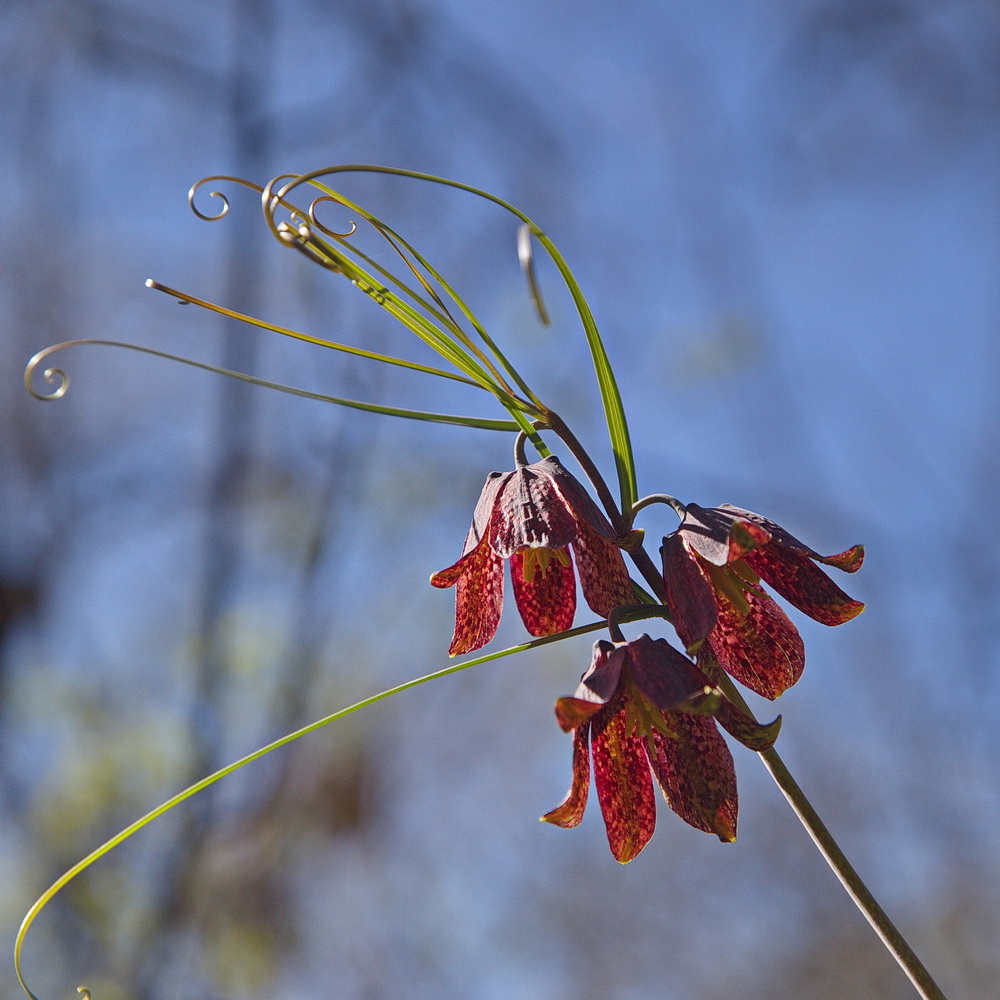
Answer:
[14, 617, 632, 1000]
[24, 340, 521, 431]
[268, 166, 637, 509]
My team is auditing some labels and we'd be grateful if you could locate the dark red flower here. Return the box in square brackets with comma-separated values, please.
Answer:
[430, 457, 636, 655]
[661, 504, 864, 699]
[542, 634, 780, 862]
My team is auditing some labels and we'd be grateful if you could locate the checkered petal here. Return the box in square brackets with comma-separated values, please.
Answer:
[744, 544, 865, 626]
[573, 516, 635, 617]
[510, 549, 577, 636]
[541, 726, 591, 829]
[649, 715, 738, 842]
[707, 583, 804, 699]
[591, 694, 657, 863]
[430, 537, 504, 656]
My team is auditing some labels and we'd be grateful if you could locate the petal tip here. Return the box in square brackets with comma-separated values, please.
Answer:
[825, 599, 866, 626]
[828, 543, 865, 573]
[611, 842, 644, 864]
[713, 808, 738, 843]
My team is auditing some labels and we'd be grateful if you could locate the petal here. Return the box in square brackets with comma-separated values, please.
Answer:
[577, 640, 627, 703]
[649, 716, 738, 842]
[491, 465, 579, 558]
[591, 696, 657, 863]
[712, 698, 782, 752]
[718, 505, 865, 573]
[430, 538, 504, 655]
[673, 504, 743, 566]
[816, 543, 865, 573]
[707, 583, 805, 699]
[534, 456, 619, 539]
[573, 516, 636, 617]
[727, 519, 772, 561]
[462, 471, 511, 556]
[661, 535, 719, 651]
[744, 545, 865, 626]
[624, 634, 718, 712]
[510, 548, 577, 636]
[554, 696, 604, 732]
[541, 726, 591, 828]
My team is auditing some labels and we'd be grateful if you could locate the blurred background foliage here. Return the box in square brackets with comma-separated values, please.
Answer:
[2, 0, 998, 997]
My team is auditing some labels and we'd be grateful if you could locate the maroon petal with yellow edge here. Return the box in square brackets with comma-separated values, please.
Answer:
[743, 545, 865, 626]
[430, 538, 504, 655]
[573, 516, 636, 617]
[591, 695, 657, 863]
[816, 543, 865, 573]
[707, 583, 804, 699]
[509, 549, 576, 636]
[542, 726, 591, 828]
[649, 715, 738, 841]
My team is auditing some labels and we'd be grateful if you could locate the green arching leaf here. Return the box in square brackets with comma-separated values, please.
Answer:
[345, 206, 544, 410]
[525, 226, 637, 511]
[294, 229, 532, 412]
[518, 223, 551, 326]
[267, 166, 638, 510]
[293, 191, 541, 411]
[145, 280, 483, 389]
[24, 340, 521, 432]
[13, 617, 623, 1000]
[374, 224, 540, 407]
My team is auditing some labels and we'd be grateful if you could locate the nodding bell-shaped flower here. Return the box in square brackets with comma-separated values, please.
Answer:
[542, 634, 780, 863]
[661, 504, 864, 699]
[431, 457, 636, 655]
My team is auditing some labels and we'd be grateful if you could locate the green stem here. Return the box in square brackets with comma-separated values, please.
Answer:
[631, 493, 687, 521]
[715, 673, 948, 1000]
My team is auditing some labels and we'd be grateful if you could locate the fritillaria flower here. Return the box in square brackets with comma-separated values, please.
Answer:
[542, 634, 780, 862]
[431, 457, 636, 655]
[661, 504, 864, 699]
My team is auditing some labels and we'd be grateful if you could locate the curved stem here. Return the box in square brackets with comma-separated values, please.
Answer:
[606, 603, 669, 643]
[716, 674, 947, 1000]
[631, 493, 687, 521]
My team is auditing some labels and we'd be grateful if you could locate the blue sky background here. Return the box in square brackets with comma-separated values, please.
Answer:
[2, 1, 998, 998]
